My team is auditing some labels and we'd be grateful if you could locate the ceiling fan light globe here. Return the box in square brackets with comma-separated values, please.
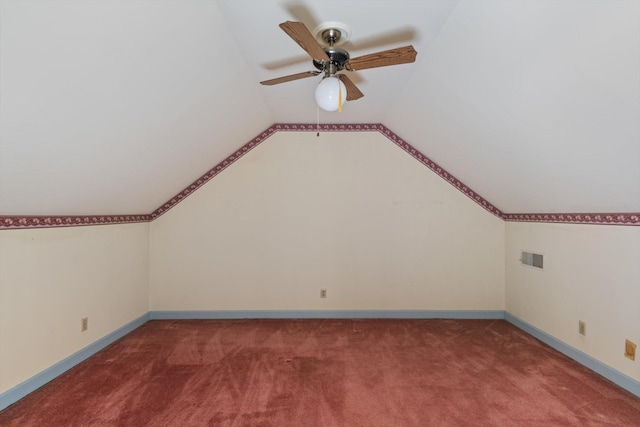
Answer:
[315, 77, 347, 112]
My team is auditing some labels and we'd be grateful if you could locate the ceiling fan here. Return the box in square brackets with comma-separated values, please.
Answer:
[260, 21, 417, 112]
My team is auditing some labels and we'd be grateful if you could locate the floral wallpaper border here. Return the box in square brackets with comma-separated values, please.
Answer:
[2, 124, 637, 229]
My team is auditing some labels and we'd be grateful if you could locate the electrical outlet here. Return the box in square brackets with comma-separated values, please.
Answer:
[320, 288, 327, 298]
[578, 320, 586, 336]
[625, 339, 636, 361]
[81, 317, 88, 332]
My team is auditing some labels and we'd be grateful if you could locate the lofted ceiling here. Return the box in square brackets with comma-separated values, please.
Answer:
[0, 0, 638, 217]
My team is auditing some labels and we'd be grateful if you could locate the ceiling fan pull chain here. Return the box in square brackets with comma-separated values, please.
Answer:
[338, 83, 343, 112]
[317, 103, 320, 137]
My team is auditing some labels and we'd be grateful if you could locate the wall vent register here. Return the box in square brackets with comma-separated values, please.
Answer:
[521, 251, 544, 269]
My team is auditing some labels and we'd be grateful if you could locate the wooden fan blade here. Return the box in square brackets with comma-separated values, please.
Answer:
[260, 71, 320, 86]
[279, 21, 330, 62]
[348, 45, 417, 71]
[338, 74, 364, 101]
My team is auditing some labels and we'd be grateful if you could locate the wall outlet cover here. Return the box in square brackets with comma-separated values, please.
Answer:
[625, 339, 636, 361]
[578, 320, 586, 336]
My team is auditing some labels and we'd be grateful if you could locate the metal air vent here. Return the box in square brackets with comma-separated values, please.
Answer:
[520, 251, 544, 269]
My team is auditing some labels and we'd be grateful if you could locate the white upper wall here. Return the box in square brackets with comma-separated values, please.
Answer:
[149, 131, 505, 311]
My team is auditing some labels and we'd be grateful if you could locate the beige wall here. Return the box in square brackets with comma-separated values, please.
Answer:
[150, 131, 505, 311]
[0, 223, 149, 393]
[2, 130, 639, 397]
[506, 222, 640, 380]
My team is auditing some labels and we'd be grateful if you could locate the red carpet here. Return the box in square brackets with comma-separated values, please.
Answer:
[1, 319, 639, 426]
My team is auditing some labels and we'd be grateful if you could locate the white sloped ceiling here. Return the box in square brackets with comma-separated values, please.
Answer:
[385, 0, 640, 213]
[0, 0, 273, 215]
[1, 0, 638, 216]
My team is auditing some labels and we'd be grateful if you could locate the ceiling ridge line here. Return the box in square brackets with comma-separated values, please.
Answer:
[1, 123, 638, 229]
[258, 123, 506, 221]
[149, 123, 384, 222]
[149, 126, 279, 221]
[375, 124, 505, 220]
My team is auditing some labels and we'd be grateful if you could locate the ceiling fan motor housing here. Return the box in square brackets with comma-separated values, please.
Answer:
[313, 47, 350, 75]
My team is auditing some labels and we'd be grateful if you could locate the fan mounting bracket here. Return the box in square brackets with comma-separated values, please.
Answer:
[312, 21, 351, 47]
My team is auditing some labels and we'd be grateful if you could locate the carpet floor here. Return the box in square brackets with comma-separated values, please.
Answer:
[1, 319, 639, 426]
